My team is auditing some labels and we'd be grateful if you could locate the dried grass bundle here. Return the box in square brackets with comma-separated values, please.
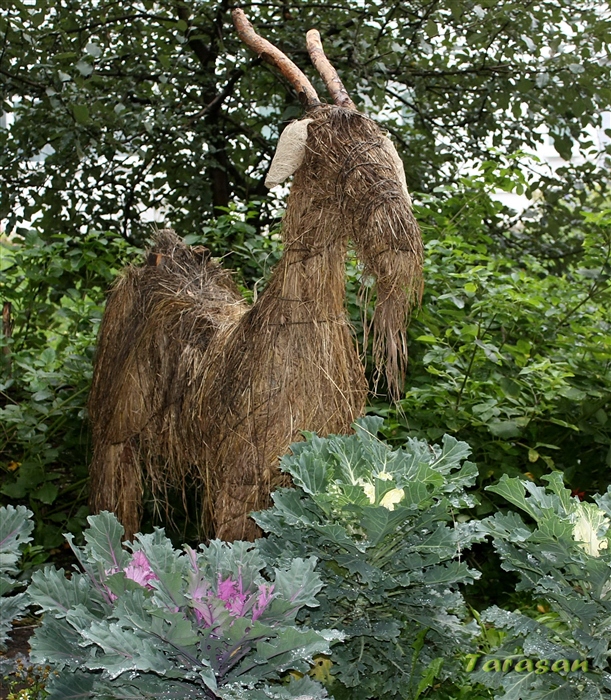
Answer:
[88, 230, 247, 537]
[88, 13, 423, 542]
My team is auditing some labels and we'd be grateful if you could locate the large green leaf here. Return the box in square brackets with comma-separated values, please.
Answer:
[237, 627, 336, 681]
[83, 511, 128, 571]
[30, 615, 90, 668]
[29, 567, 105, 618]
[485, 476, 543, 521]
[82, 620, 174, 679]
[116, 589, 200, 650]
[273, 557, 323, 609]
[359, 505, 410, 546]
[44, 671, 95, 699]
[134, 529, 189, 609]
[288, 453, 330, 496]
[0, 504, 34, 574]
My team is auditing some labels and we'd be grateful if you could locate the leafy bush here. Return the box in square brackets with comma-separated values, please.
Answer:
[28, 511, 338, 699]
[379, 193, 611, 508]
[255, 416, 487, 699]
[0, 504, 34, 649]
[0, 230, 140, 553]
[475, 473, 611, 698]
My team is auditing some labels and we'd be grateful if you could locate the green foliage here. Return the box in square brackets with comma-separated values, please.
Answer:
[0, 231, 141, 553]
[28, 511, 337, 699]
[377, 190, 611, 510]
[255, 417, 488, 699]
[1, 2, 609, 241]
[470, 474, 611, 698]
[0, 504, 34, 649]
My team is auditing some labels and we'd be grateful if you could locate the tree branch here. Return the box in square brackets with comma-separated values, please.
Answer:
[0, 67, 45, 91]
[306, 29, 355, 110]
[176, 2, 212, 68]
[232, 9, 320, 110]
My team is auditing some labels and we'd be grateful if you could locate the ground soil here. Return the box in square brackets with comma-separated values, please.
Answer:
[0, 621, 38, 699]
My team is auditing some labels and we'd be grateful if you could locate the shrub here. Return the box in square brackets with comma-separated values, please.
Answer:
[0, 230, 140, 554]
[0, 504, 34, 649]
[475, 473, 611, 698]
[255, 416, 487, 699]
[379, 198, 611, 510]
[28, 511, 338, 699]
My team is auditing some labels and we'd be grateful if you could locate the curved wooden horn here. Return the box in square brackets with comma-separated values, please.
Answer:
[306, 29, 356, 110]
[232, 9, 321, 110]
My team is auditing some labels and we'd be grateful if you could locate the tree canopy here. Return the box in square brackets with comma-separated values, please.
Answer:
[2, 0, 610, 250]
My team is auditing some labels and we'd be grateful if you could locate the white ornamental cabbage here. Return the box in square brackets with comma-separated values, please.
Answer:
[572, 501, 611, 557]
[357, 471, 405, 511]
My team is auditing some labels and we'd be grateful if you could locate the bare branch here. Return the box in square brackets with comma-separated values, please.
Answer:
[306, 29, 356, 110]
[232, 9, 320, 109]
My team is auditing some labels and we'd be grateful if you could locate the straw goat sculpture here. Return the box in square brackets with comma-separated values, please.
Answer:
[88, 10, 424, 542]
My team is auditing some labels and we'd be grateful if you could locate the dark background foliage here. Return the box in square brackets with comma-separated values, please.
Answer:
[2, 1, 610, 244]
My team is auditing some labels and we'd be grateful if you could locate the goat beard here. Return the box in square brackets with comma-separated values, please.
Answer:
[360, 250, 423, 401]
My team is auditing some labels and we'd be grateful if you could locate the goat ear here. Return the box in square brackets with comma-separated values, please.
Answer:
[381, 135, 412, 208]
[265, 118, 314, 188]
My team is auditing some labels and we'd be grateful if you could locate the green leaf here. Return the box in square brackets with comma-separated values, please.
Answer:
[82, 620, 174, 679]
[500, 377, 521, 398]
[415, 657, 444, 699]
[415, 335, 439, 344]
[312, 523, 359, 551]
[236, 627, 335, 681]
[289, 453, 330, 496]
[0, 481, 27, 499]
[359, 505, 409, 545]
[33, 480, 59, 504]
[30, 615, 90, 668]
[83, 511, 128, 571]
[72, 104, 90, 123]
[134, 529, 188, 608]
[0, 505, 34, 574]
[29, 567, 103, 618]
[488, 420, 522, 438]
[116, 589, 199, 649]
[0, 593, 28, 649]
[44, 671, 94, 699]
[273, 557, 323, 609]
[486, 476, 541, 521]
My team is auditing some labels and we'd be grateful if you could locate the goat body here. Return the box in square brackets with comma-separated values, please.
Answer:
[88, 22, 423, 542]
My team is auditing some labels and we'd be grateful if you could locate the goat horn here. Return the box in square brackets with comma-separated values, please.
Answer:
[232, 9, 321, 110]
[306, 29, 356, 110]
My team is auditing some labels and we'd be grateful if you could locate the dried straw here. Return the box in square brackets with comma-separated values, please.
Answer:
[89, 106, 422, 542]
[197, 106, 423, 541]
[88, 230, 247, 538]
[89, 15, 423, 542]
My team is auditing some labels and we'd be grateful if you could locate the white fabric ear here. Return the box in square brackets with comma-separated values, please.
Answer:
[381, 135, 412, 208]
[265, 118, 313, 189]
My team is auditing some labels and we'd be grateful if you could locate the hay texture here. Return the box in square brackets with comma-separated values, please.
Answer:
[88, 13, 423, 542]
[200, 106, 423, 541]
[88, 231, 247, 538]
